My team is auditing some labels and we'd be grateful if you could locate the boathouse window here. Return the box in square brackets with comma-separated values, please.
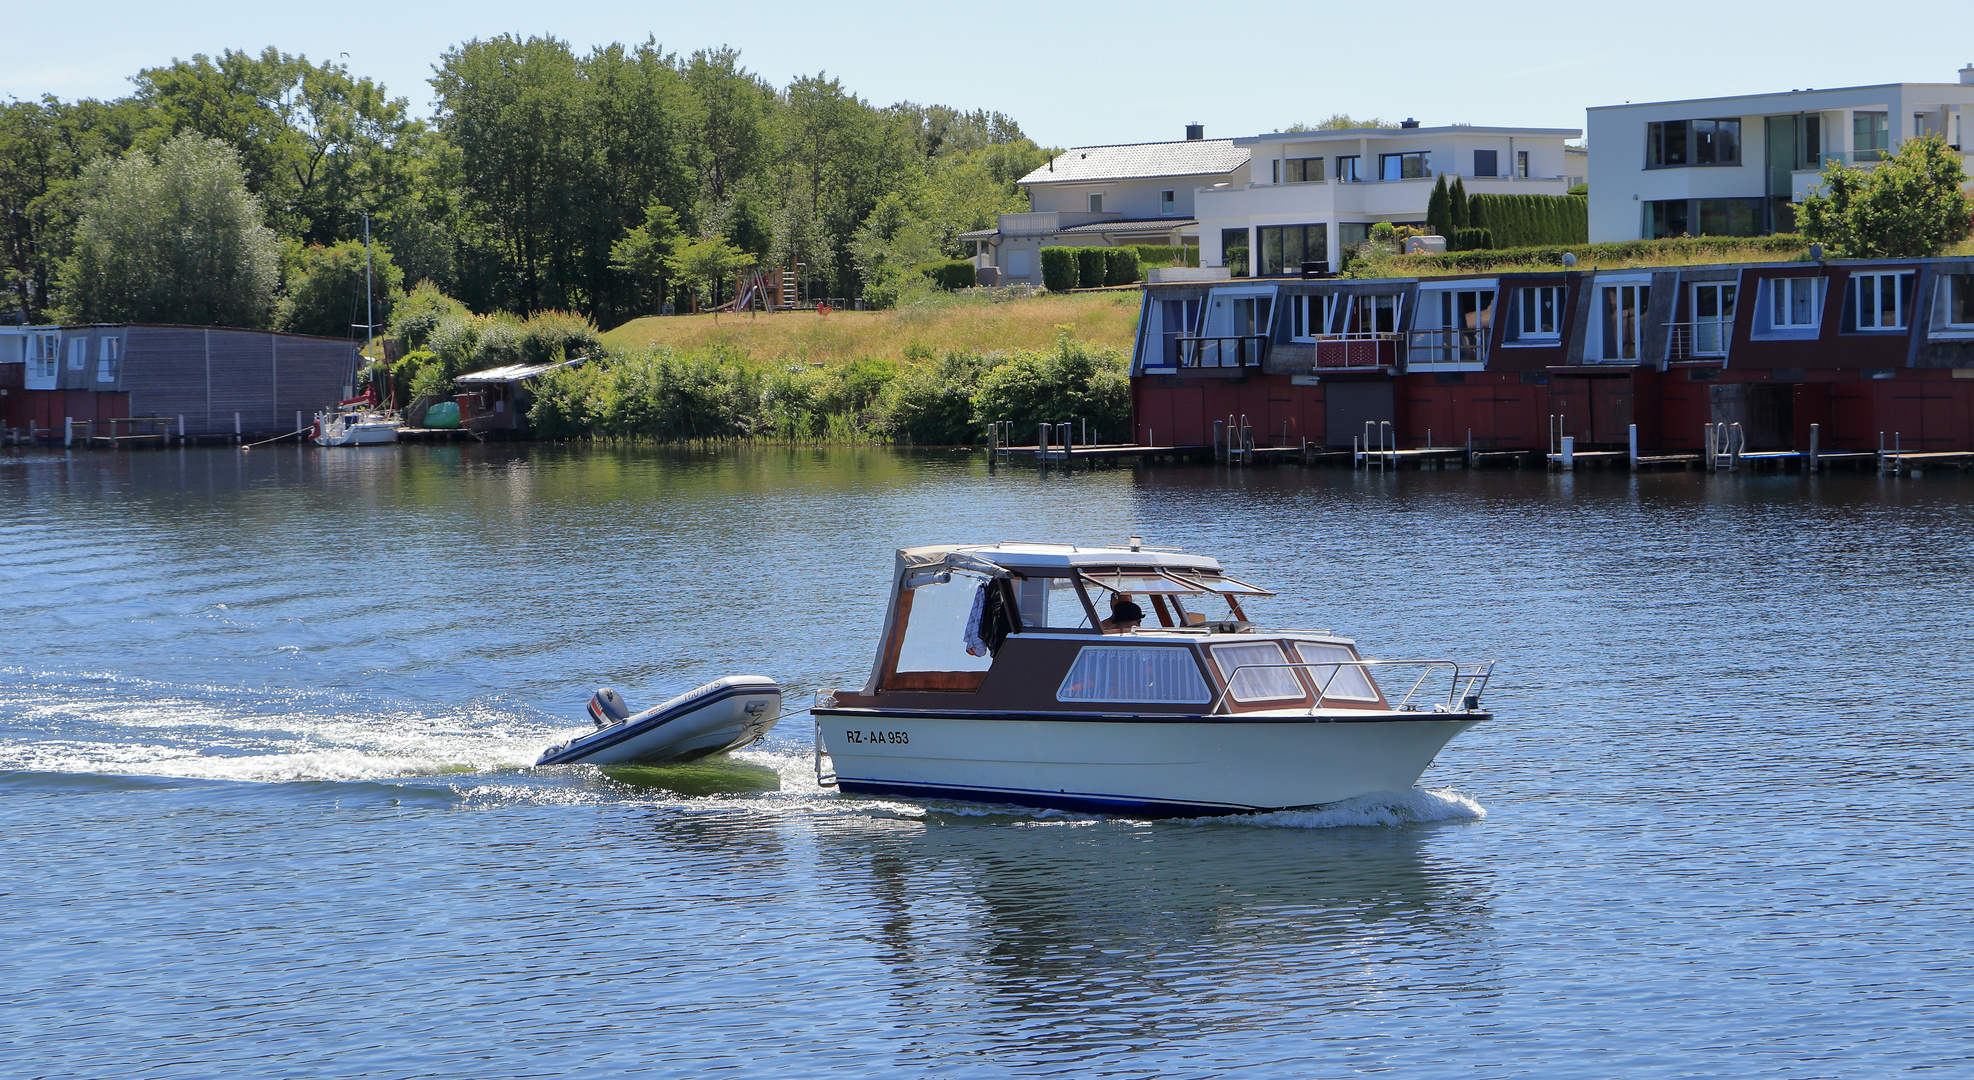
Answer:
[1056, 646, 1211, 704]
[1690, 283, 1736, 356]
[1508, 285, 1562, 342]
[1358, 294, 1401, 334]
[895, 573, 996, 673]
[1937, 274, 1974, 329]
[1289, 295, 1325, 340]
[1293, 642, 1381, 702]
[1598, 283, 1650, 360]
[68, 338, 88, 371]
[96, 338, 120, 383]
[31, 334, 59, 379]
[1848, 271, 1915, 330]
[1211, 642, 1305, 702]
[1765, 277, 1825, 330]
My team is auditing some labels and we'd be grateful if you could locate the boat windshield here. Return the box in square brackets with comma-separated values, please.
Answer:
[1079, 571, 1208, 596]
[1014, 576, 1094, 630]
[895, 572, 995, 673]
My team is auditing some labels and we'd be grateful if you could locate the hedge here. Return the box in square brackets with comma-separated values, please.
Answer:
[1102, 247, 1140, 285]
[1040, 247, 1079, 291]
[1074, 248, 1108, 290]
[1453, 227, 1493, 251]
[1401, 234, 1809, 274]
[1466, 194, 1588, 248]
[915, 259, 977, 290]
[1130, 244, 1199, 268]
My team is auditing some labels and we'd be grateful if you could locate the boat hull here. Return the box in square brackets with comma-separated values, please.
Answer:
[539, 676, 782, 766]
[315, 421, 398, 446]
[816, 709, 1485, 816]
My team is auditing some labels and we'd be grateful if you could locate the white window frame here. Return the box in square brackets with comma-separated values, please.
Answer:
[1690, 282, 1737, 357]
[68, 338, 88, 371]
[1289, 295, 1322, 341]
[1357, 293, 1401, 335]
[1764, 276, 1825, 331]
[97, 337, 121, 383]
[1210, 642, 1305, 703]
[1850, 271, 1914, 331]
[1410, 282, 1497, 369]
[32, 334, 60, 379]
[1509, 285, 1562, 343]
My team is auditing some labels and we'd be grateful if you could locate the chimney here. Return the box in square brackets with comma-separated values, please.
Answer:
[1961, 62, 1974, 85]
[1399, 118, 1421, 129]
[1185, 122, 1204, 141]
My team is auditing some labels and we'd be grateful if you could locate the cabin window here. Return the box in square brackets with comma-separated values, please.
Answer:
[895, 573, 994, 673]
[1211, 642, 1304, 702]
[1293, 642, 1380, 701]
[1014, 576, 1094, 631]
[1057, 646, 1211, 704]
[32, 334, 59, 379]
[1848, 271, 1915, 330]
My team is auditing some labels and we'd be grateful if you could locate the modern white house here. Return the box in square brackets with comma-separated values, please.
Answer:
[1196, 121, 1583, 277]
[963, 126, 1251, 285]
[1585, 67, 1974, 243]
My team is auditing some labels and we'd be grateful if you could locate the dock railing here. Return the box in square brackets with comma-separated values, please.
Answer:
[1210, 658, 1496, 716]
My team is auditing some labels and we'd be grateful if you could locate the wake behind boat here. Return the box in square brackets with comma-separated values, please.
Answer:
[538, 676, 782, 767]
[813, 542, 1495, 816]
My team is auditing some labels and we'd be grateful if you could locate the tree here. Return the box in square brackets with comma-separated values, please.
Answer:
[1797, 134, 1973, 258]
[609, 201, 681, 313]
[1448, 175, 1470, 231]
[667, 235, 755, 312]
[1285, 114, 1394, 132]
[57, 133, 280, 325]
[276, 238, 403, 338]
[0, 95, 151, 322]
[1426, 174, 1452, 238]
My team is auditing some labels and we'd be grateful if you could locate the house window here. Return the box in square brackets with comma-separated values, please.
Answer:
[1160, 189, 1175, 215]
[1256, 223, 1328, 276]
[1335, 155, 1362, 183]
[1511, 285, 1562, 341]
[1853, 112, 1889, 161]
[1646, 119, 1741, 167]
[1220, 228, 1251, 277]
[1088, 193, 1104, 213]
[1691, 283, 1736, 356]
[1008, 248, 1032, 278]
[1646, 198, 1762, 239]
[1942, 274, 1974, 328]
[1517, 150, 1530, 178]
[97, 338, 121, 382]
[1644, 199, 1690, 239]
[1850, 271, 1915, 330]
[1599, 284, 1650, 360]
[1474, 149, 1498, 177]
[1768, 277, 1824, 329]
[1379, 152, 1430, 181]
[1276, 157, 1324, 183]
[68, 338, 88, 371]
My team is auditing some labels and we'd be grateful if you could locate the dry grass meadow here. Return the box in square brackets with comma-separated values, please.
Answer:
[599, 290, 1142, 363]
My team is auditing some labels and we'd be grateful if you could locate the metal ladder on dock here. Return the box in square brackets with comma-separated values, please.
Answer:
[1356, 420, 1394, 469]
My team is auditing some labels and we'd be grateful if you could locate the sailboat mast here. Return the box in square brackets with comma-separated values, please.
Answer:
[363, 212, 380, 407]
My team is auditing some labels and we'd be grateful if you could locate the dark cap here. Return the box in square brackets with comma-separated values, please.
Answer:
[1110, 599, 1145, 623]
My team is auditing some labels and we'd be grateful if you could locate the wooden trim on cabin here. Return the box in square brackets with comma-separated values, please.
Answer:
[883, 671, 989, 692]
[875, 587, 914, 691]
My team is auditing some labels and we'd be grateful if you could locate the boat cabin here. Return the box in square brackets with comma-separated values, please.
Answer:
[842, 543, 1387, 715]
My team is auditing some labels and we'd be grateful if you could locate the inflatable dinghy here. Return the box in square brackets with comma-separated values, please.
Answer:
[537, 675, 782, 766]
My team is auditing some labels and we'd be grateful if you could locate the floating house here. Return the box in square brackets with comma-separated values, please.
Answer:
[0, 324, 361, 437]
[1130, 256, 1974, 454]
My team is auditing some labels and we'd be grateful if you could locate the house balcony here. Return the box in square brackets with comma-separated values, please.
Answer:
[1197, 174, 1576, 221]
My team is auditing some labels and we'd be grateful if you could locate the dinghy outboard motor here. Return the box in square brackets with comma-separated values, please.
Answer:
[587, 688, 632, 729]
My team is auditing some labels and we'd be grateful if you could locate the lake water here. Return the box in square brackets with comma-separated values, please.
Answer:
[4, 444, 1972, 1078]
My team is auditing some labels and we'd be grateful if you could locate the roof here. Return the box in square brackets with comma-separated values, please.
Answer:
[899, 542, 1224, 576]
[1019, 140, 1249, 185]
[455, 356, 587, 384]
[1055, 218, 1197, 236]
[1237, 125, 1581, 145]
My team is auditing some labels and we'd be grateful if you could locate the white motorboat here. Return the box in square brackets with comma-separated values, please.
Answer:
[537, 676, 783, 767]
[313, 406, 399, 446]
[813, 543, 1494, 816]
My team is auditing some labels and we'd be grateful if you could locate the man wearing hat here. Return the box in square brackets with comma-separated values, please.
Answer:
[1102, 595, 1145, 633]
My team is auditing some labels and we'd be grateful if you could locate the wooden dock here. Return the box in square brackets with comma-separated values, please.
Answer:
[1881, 450, 1974, 475]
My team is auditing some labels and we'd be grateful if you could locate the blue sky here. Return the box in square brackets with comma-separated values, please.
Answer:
[11, 0, 1972, 148]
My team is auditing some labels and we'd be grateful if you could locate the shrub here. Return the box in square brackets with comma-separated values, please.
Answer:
[1129, 245, 1198, 268]
[1102, 247, 1140, 286]
[1454, 227, 1494, 251]
[1040, 247, 1079, 291]
[424, 314, 481, 377]
[883, 350, 1004, 444]
[971, 332, 1130, 441]
[1466, 194, 1589, 248]
[388, 281, 468, 351]
[522, 309, 601, 365]
[469, 317, 528, 372]
[1074, 248, 1107, 290]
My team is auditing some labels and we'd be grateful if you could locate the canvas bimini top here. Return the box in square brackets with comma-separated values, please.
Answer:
[892, 542, 1224, 581]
